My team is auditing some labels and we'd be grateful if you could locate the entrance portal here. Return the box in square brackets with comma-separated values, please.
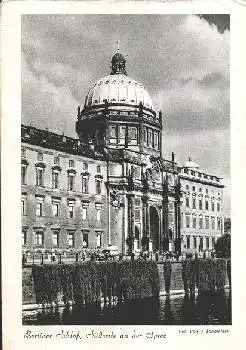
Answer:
[149, 206, 160, 252]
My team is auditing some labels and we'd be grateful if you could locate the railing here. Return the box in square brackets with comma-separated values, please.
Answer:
[22, 250, 217, 267]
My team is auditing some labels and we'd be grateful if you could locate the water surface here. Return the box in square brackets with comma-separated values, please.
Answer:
[23, 289, 231, 325]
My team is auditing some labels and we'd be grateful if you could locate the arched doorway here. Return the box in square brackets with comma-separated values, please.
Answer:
[150, 206, 160, 252]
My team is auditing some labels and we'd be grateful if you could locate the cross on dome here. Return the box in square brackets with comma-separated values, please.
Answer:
[116, 40, 120, 53]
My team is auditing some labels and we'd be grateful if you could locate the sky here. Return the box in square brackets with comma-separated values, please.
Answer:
[21, 14, 230, 215]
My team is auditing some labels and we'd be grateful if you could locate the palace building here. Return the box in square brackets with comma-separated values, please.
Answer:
[21, 49, 224, 255]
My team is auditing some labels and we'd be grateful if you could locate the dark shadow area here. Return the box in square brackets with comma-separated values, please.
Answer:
[23, 290, 231, 325]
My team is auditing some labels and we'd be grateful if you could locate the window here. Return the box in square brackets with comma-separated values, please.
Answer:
[187, 236, 190, 249]
[82, 205, 88, 220]
[199, 216, 203, 229]
[192, 186, 195, 191]
[21, 148, 26, 158]
[217, 202, 220, 212]
[83, 162, 88, 171]
[35, 197, 43, 216]
[37, 152, 43, 161]
[82, 231, 89, 248]
[109, 125, 117, 138]
[193, 236, 197, 249]
[97, 165, 101, 173]
[52, 202, 59, 217]
[199, 199, 203, 210]
[135, 209, 141, 222]
[185, 214, 190, 228]
[131, 127, 137, 139]
[206, 237, 209, 249]
[205, 216, 209, 229]
[68, 174, 74, 191]
[22, 196, 27, 215]
[96, 233, 102, 247]
[217, 218, 221, 230]
[199, 188, 202, 192]
[212, 237, 216, 247]
[54, 156, 60, 165]
[82, 176, 89, 193]
[119, 126, 126, 144]
[68, 232, 74, 248]
[36, 202, 42, 217]
[22, 199, 25, 215]
[52, 231, 59, 247]
[148, 130, 153, 147]
[199, 237, 203, 251]
[69, 159, 74, 168]
[52, 171, 59, 189]
[143, 128, 147, 144]
[205, 200, 209, 210]
[186, 185, 189, 191]
[68, 201, 74, 219]
[206, 189, 208, 194]
[192, 216, 196, 228]
[186, 197, 189, 208]
[192, 198, 196, 209]
[36, 168, 44, 186]
[95, 179, 101, 195]
[22, 230, 27, 245]
[96, 205, 101, 221]
[211, 217, 215, 230]
[154, 132, 158, 148]
[21, 166, 27, 185]
[35, 232, 43, 246]
[211, 202, 215, 211]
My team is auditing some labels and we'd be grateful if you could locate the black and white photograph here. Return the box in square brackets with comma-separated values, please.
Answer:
[20, 14, 231, 326]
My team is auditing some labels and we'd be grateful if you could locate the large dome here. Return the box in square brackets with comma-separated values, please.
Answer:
[84, 74, 153, 110]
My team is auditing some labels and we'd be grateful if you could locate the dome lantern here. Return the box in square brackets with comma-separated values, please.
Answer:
[110, 40, 127, 75]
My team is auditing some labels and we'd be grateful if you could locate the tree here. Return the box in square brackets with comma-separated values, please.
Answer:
[214, 233, 231, 258]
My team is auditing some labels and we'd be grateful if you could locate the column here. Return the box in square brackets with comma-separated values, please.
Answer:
[146, 201, 150, 238]
[159, 205, 163, 253]
[142, 196, 147, 237]
[127, 193, 135, 253]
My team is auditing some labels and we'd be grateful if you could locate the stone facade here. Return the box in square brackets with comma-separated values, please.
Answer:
[179, 163, 224, 253]
[21, 51, 224, 255]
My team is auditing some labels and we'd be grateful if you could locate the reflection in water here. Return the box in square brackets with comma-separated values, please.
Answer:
[23, 289, 231, 325]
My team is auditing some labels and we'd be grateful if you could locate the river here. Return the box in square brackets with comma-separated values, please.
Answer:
[23, 289, 231, 325]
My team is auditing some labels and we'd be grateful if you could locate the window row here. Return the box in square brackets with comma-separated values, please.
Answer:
[108, 124, 160, 150]
[185, 184, 221, 197]
[185, 235, 216, 250]
[182, 169, 220, 183]
[109, 124, 138, 145]
[185, 197, 220, 212]
[22, 229, 103, 248]
[183, 214, 221, 230]
[22, 166, 103, 194]
[143, 127, 160, 149]
[22, 198, 102, 221]
[22, 150, 102, 173]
